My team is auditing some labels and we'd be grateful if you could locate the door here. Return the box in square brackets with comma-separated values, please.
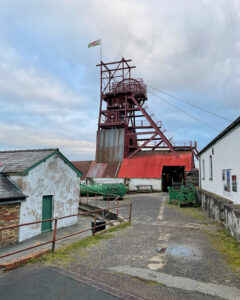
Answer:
[41, 196, 53, 232]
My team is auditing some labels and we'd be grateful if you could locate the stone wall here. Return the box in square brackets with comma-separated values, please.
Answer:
[0, 203, 21, 247]
[197, 188, 240, 241]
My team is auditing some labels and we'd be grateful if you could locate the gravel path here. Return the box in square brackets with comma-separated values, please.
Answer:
[4, 193, 239, 300]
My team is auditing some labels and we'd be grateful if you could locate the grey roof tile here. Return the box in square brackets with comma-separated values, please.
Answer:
[0, 148, 57, 173]
[0, 174, 26, 201]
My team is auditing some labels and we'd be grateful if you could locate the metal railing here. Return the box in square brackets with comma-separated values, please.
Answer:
[0, 203, 132, 260]
[79, 185, 126, 219]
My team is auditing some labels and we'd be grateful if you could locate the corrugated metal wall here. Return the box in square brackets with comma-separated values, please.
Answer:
[96, 128, 125, 163]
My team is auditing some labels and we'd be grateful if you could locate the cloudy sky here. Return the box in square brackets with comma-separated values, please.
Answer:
[0, 0, 239, 160]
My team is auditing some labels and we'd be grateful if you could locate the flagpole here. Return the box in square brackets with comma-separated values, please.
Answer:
[100, 39, 102, 62]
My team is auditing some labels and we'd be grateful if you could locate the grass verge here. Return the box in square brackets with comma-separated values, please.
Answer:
[33, 222, 131, 265]
[166, 201, 213, 224]
[208, 227, 240, 276]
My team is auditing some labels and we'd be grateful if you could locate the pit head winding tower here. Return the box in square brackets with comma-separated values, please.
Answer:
[96, 57, 198, 163]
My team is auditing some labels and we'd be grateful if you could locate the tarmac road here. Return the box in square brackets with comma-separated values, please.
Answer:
[0, 193, 239, 300]
[0, 265, 121, 300]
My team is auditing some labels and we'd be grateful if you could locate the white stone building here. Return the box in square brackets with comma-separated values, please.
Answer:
[0, 149, 82, 242]
[199, 117, 240, 204]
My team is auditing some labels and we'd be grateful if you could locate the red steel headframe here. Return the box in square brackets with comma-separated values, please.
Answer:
[96, 58, 198, 160]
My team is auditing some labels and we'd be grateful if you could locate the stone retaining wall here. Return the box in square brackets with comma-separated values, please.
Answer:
[197, 189, 240, 241]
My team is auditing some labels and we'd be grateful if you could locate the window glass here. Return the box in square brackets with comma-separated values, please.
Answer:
[223, 169, 231, 192]
[202, 159, 205, 180]
[232, 175, 237, 192]
[209, 155, 213, 180]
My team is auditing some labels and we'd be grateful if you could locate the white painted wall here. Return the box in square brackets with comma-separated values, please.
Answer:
[82, 177, 162, 192]
[92, 178, 124, 184]
[11, 154, 80, 242]
[129, 178, 161, 192]
[199, 125, 240, 204]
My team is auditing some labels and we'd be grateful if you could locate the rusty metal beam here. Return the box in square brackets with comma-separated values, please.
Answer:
[151, 140, 164, 151]
[96, 58, 133, 66]
[130, 96, 177, 156]
[127, 133, 157, 159]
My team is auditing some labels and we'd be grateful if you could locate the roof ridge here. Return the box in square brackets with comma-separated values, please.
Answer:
[0, 148, 58, 153]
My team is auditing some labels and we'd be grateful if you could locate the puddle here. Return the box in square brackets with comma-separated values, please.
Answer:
[165, 244, 201, 260]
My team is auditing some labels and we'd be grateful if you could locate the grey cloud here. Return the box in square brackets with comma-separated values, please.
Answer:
[0, 0, 239, 159]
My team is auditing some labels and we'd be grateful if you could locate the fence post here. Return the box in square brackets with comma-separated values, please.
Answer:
[52, 219, 58, 252]
[93, 213, 97, 236]
[117, 197, 119, 219]
[108, 195, 109, 210]
[87, 191, 89, 204]
[95, 193, 97, 207]
[129, 203, 132, 224]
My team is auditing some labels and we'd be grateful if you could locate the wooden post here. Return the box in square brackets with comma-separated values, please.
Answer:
[52, 219, 58, 252]
[87, 191, 89, 204]
[93, 213, 97, 236]
[117, 197, 119, 219]
[129, 203, 132, 224]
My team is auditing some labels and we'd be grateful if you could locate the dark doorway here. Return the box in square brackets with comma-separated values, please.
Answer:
[162, 166, 185, 192]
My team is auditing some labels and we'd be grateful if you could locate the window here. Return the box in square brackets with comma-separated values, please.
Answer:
[202, 159, 205, 180]
[223, 169, 231, 192]
[232, 175, 237, 192]
[209, 155, 213, 180]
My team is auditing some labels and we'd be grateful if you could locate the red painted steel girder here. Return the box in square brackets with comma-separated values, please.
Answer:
[129, 95, 177, 157]
[95, 57, 198, 162]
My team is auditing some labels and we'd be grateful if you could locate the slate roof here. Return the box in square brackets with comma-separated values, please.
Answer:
[0, 148, 82, 177]
[0, 174, 26, 201]
[0, 149, 57, 174]
[199, 116, 240, 155]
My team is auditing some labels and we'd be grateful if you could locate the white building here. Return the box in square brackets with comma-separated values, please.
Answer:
[199, 117, 240, 204]
[0, 149, 82, 242]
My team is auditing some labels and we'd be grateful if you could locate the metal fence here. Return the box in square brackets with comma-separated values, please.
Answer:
[0, 202, 132, 260]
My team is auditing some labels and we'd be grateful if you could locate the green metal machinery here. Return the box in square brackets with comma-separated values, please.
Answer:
[168, 183, 197, 207]
[80, 183, 126, 200]
[176, 183, 197, 207]
[167, 179, 183, 204]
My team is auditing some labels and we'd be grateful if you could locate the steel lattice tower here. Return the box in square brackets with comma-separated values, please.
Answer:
[96, 57, 198, 163]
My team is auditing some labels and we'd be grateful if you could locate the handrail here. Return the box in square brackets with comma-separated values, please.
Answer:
[0, 203, 132, 260]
